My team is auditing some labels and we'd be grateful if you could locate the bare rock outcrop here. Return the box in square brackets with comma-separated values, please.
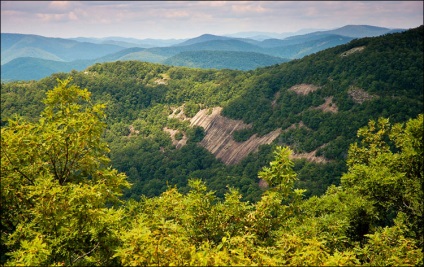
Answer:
[163, 127, 187, 149]
[168, 105, 190, 121]
[288, 84, 320, 95]
[128, 125, 139, 137]
[164, 106, 331, 165]
[348, 86, 378, 104]
[340, 46, 365, 57]
[154, 73, 170, 85]
[314, 96, 338, 113]
[190, 107, 282, 165]
[289, 149, 329, 164]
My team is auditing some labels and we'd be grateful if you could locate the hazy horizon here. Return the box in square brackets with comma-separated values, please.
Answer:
[1, 27, 334, 41]
[1, 1, 423, 40]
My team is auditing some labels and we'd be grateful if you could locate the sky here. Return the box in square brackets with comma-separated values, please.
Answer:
[1, 1, 423, 39]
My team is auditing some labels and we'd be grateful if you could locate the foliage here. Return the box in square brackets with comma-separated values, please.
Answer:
[114, 114, 423, 266]
[1, 78, 130, 265]
[1, 78, 422, 265]
[163, 50, 288, 70]
[1, 26, 423, 203]
[342, 114, 423, 246]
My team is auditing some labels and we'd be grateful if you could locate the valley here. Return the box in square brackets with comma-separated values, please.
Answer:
[2, 25, 422, 202]
[1, 15, 423, 266]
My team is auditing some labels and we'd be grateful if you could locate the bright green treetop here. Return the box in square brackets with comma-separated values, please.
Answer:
[1, 78, 422, 266]
[1, 78, 130, 265]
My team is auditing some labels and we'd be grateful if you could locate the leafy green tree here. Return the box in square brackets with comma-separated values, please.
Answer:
[184, 101, 200, 117]
[1, 78, 130, 265]
[341, 114, 423, 245]
[258, 146, 298, 194]
[355, 212, 423, 266]
[270, 115, 423, 266]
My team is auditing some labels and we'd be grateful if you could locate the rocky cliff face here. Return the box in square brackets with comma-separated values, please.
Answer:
[165, 105, 328, 165]
[190, 107, 281, 165]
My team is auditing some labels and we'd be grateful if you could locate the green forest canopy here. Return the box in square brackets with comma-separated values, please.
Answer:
[1, 79, 422, 266]
[1, 26, 423, 203]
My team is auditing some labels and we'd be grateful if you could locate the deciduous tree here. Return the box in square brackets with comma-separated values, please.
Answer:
[1, 78, 130, 265]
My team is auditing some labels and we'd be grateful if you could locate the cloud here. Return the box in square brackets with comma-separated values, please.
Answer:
[231, 3, 267, 14]
[48, 1, 72, 11]
[36, 13, 64, 22]
[163, 10, 190, 19]
[1, 1, 422, 39]
[201, 1, 228, 8]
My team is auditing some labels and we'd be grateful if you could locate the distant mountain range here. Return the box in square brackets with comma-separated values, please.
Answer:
[68, 36, 185, 48]
[311, 24, 405, 38]
[1, 25, 406, 81]
[1, 33, 124, 65]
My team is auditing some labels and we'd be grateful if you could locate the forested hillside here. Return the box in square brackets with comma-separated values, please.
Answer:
[163, 51, 289, 70]
[2, 26, 422, 203]
[1, 78, 422, 265]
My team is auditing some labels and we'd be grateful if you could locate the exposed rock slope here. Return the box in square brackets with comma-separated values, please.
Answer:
[190, 107, 281, 165]
[165, 105, 331, 165]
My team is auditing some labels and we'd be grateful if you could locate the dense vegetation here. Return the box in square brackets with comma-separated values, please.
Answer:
[1, 79, 422, 265]
[2, 26, 422, 203]
[163, 50, 288, 70]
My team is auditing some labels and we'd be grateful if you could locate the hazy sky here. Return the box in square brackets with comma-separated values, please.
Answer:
[1, 1, 423, 39]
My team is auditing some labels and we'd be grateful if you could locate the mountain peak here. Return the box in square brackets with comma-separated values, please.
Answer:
[324, 24, 403, 38]
[174, 34, 232, 46]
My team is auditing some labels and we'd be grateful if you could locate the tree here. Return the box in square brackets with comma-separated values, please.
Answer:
[2, 76, 422, 266]
[1, 78, 130, 265]
[341, 114, 423, 245]
[271, 115, 423, 266]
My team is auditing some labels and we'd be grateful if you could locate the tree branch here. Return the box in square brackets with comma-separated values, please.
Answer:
[60, 136, 70, 185]
[72, 242, 100, 264]
[3, 149, 34, 185]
